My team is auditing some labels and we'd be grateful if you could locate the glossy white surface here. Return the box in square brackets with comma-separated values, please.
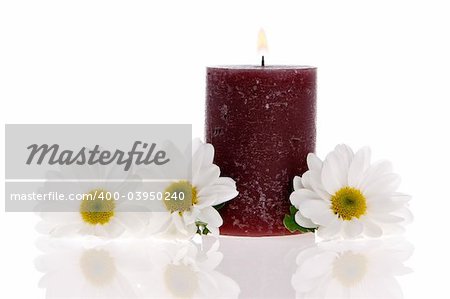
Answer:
[34, 234, 413, 299]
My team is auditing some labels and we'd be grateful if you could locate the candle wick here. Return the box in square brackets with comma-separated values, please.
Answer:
[261, 55, 265, 67]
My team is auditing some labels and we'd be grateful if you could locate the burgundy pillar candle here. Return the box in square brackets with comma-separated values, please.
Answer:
[205, 66, 317, 236]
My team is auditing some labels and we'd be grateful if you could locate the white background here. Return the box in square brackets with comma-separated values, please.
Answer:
[1, 0, 449, 298]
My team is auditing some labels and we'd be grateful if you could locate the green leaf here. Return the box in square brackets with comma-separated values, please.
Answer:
[202, 226, 210, 235]
[284, 205, 317, 233]
[290, 205, 299, 215]
[195, 220, 210, 235]
[283, 214, 301, 232]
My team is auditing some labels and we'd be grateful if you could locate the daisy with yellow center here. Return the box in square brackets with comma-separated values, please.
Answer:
[37, 166, 147, 238]
[289, 144, 411, 239]
[148, 139, 238, 238]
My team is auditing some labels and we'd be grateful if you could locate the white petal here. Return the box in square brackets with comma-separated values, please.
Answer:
[308, 170, 331, 200]
[191, 138, 203, 154]
[348, 146, 371, 187]
[358, 160, 393, 189]
[363, 173, 401, 198]
[215, 176, 237, 187]
[321, 151, 347, 195]
[334, 144, 354, 168]
[195, 143, 214, 169]
[391, 192, 412, 204]
[362, 218, 383, 237]
[370, 213, 404, 223]
[394, 207, 414, 224]
[198, 206, 223, 227]
[343, 219, 363, 238]
[301, 171, 313, 190]
[316, 217, 342, 239]
[171, 212, 189, 234]
[294, 211, 317, 228]
[293, 176, 303, 190]
[185, 222, 198, 236]
[289, 189, 322, 207]
[382, 223, 406, 235]
[307, 153, 323, 172]
[300, 200, 335, 226]
[182, 210, 198, 225]
[193, 164, 220, 190]
[206, 189, 238, 206]
[367, 197, 402, 213]
[191, 142, 207, 180]
[195, 194, 217, 210]
[198, 177, 238, 206]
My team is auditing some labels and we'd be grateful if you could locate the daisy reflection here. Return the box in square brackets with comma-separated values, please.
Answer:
[291, 237, 413, 299]
[139, 139, 238, 240]
[36, 163, 147, 239]
[138, 239, 240, 298]
[35, 237, 150, 298]
[35, 237, 239, 299]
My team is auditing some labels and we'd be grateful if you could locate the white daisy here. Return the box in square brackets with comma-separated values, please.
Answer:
[290, 144, 412, 239]
[36, 164, 148, 238]
[147, 139, 238, 238]
[291, 238, 413, 299]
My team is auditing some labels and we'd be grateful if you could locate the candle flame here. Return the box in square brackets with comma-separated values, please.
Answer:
[257, 28, 268, 54]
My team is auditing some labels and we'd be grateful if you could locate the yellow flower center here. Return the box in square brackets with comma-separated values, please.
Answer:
[331, 187, 367, 220]
[80, 189, 115, 225]
[163, 181, 198, 213]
